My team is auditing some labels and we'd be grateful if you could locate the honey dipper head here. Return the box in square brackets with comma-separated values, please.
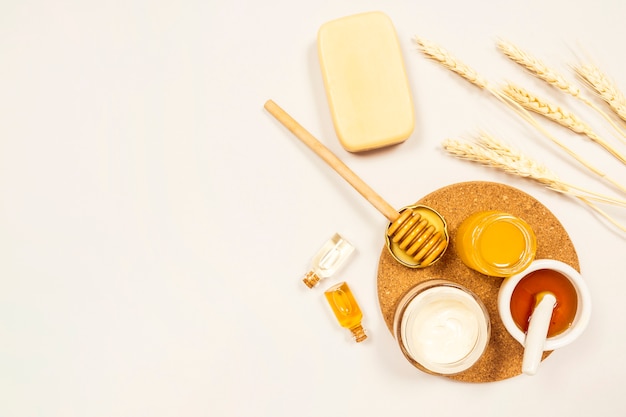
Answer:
[385, 205, 449, 268]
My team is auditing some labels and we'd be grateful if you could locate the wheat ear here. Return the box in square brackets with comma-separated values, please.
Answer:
[445, 133, 626, 207]
[442, 136, 626, 232]
[497, 39, 626, 141]
[573, 63, 626, 124]
[414, 36, 626, 196]
[414, 37, 489, 90]
[502, 83, 626, 165]
[497, 39, 581, 96]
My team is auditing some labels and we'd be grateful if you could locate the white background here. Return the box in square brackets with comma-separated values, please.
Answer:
[1, 0, 625, 416]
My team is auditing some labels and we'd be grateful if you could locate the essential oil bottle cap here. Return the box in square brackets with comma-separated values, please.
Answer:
[302, 271, 320, 289]
[350, 324, 368, 343]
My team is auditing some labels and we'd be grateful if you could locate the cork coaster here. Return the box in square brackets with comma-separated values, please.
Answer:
[377, 181, 579, 383]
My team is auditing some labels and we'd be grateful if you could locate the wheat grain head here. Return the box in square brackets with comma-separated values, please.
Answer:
[415, 37, 626, 190]
[414, 37, 489, 89]
[442, 137, 567, 191]
[443, 136, 626, 211]
[498, 40, 626, 140]
[502, 84, 626, 164]
[476, 132, 568, 189]
[573, 63, 626, 122]
[497, 39, 581, 97]
[502, 83, 591, 134]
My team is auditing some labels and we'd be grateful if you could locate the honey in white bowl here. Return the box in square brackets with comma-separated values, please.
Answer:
[510, 268, 578, 337]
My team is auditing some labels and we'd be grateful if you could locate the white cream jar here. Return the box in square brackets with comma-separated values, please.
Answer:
[393, 280, 491, 375]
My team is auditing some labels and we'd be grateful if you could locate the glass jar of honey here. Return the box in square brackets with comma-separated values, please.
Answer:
[455, 211, 537, 277]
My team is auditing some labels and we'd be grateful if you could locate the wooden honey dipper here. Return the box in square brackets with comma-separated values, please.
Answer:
[264, 99, 449, 268]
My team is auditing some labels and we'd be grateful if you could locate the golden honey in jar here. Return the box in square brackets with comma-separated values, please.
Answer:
[455, 211, 537, 277]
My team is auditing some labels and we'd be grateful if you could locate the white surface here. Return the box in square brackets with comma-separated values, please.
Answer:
[1, 1, 625, 416]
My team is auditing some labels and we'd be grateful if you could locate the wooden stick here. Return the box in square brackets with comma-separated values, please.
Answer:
[264, 99, 400, 221]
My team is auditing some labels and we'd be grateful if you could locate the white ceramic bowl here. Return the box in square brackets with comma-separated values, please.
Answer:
[497, 259, 591, 350]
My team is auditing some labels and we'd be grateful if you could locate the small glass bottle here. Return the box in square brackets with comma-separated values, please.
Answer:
[302, 233, 355, 288]
[455, 211, 537, 277]
[324, 281, 367, 342]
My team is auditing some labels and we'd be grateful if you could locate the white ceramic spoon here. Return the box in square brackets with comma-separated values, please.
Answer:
[522, 292, 557, 376]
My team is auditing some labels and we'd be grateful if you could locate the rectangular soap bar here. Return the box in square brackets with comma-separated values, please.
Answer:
[317, 11, 415, 152]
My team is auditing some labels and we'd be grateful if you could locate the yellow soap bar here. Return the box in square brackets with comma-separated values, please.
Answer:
[317, 11, 415, 152]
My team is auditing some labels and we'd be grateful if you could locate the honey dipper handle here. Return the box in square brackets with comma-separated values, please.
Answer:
[264, 99, 400, 222]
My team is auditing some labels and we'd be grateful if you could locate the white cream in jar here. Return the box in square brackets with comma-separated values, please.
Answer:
[393, 280, 490, 375]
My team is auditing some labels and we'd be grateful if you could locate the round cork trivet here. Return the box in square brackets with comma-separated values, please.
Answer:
[377, 181, 579, 383]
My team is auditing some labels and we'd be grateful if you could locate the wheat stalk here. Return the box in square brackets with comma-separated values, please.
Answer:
[497, 39, 581, 96]
[502, 83, 626, 165]
[414, 37, 489, 90]
[573, 63, 626, 123]
[502, 83, 589, 132]
[414, 36, 626, 195]
[497, 39, 626, 141]
[446, 133, 626, 206]
[442, 135, 626, 232]
[576, 197, 626, 234]
[442, 138, 564, 190]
